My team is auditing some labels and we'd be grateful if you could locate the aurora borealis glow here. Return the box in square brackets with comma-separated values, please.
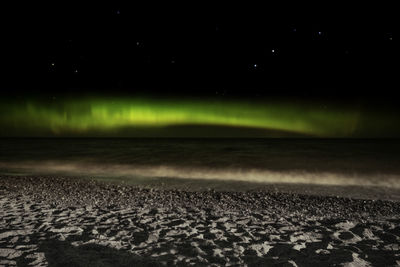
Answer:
[0, 96, 379, 137]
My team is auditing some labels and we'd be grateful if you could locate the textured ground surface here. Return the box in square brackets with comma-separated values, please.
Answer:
[1, 175, 400, 266]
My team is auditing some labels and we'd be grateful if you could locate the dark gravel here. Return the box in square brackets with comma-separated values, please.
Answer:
[1, 175, 399, 220]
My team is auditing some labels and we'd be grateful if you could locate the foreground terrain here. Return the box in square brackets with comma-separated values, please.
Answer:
[1, 175, 400, 266]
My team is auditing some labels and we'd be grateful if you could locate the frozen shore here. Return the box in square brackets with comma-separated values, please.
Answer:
[1, 175, 400, 266]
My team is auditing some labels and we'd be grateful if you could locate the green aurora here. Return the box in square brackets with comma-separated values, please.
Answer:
[0, 96, 398, 137]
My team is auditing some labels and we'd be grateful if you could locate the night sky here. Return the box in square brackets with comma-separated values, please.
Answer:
[1, 3, 399, 137]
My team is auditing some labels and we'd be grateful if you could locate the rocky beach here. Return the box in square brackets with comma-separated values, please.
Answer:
[1, 175, 400, 266]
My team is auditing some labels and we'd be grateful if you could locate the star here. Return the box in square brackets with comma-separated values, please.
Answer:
[49, 62, 56, 72]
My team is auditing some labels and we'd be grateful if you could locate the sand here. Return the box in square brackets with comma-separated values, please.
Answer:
[1, 175, 400, 266]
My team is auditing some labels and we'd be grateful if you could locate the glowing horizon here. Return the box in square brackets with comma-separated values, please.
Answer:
[0, 96, 364, 137]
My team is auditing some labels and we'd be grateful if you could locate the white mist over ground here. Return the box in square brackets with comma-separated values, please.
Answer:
[1, 160, 400, 201]
[1, 138, 400, 200]
[1, 161, 399, 188]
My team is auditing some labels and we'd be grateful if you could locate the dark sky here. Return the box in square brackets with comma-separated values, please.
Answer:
[1, 3, 398, 101]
